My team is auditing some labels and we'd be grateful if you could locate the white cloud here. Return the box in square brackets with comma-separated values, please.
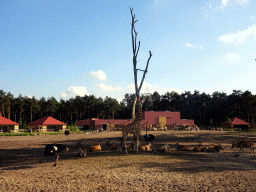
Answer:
[112, 97, 123, 102]
[86, 70, 107, 80]
[185, 43, 193, 47]
[235, 0, 250, 5]
[25, 95, 32, 99]
[225, 53, 239, 60]
[61, 86, 88, 99]
[218, 24, 256, 44]
[95, 83, 122, 92]
[221, 0, 230, 6]
[185, 43, 203, 50]
[214, 0, 250, 11]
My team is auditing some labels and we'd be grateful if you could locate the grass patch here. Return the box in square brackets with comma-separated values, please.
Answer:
[0, 132, 36, 136]
[0, 130, 90, 136]
[0, 132, 64, 136]
[35, 132, 64, 135]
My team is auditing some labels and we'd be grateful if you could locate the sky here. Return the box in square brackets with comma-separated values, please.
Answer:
[1, 0, 256, 102]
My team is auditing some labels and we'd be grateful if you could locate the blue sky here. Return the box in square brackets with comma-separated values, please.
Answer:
[1, 0, 256, 102]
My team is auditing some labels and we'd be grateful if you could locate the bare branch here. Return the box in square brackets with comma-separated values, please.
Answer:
[130, 8, 152, 101]
[130, 8, 136, 55]
[138, 51, 152, 93]
[135, 41, 140, 58]
[131, 25, 135, 55]
[134, 30, 137, 55]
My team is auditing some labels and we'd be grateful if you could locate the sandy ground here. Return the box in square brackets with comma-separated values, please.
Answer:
[1, 130, 256, 191]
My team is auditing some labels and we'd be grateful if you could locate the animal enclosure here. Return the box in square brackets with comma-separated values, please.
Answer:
[1, 130, 256, 191]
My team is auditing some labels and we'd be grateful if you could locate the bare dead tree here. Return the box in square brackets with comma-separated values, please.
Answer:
[130, 8, 152, 119]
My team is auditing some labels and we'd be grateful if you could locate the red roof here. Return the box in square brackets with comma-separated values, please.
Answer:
[231, 117, 250, 125]
[222, 117, 250, 125]
[29, 117, 66, 125]
[0, 116, 19, 125]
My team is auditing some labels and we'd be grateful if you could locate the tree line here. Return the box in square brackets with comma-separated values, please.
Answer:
[1, 89, 256, 129]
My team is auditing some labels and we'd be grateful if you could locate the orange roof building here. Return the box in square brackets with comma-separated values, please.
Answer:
[28, 116, 66, 132]
[222, 117, 250, 130]
[230, 117, 250, 125]
[0, 116, 19, 133]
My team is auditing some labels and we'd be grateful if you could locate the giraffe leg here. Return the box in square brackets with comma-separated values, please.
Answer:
[135, 134, 140, 154]
[121, 133, 128, 154]
[120, 137, 123, 153]
[124, 135, 128, 154]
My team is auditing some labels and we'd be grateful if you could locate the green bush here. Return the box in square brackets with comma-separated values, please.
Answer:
[66, 125, 78, 132]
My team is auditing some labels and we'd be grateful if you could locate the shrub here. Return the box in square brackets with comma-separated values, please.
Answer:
[67, 125, 78, 132]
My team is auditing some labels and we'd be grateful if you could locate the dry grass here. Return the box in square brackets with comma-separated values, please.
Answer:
[1, 130, 256, 191]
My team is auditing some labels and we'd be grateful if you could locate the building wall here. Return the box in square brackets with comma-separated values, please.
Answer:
[28, 125, 48, 132]
[8, 125, 19, 133]
[75, 111, 196, 131]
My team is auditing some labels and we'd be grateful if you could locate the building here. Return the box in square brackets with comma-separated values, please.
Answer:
[76, 111, 196, 131]
[28, 116, 66, 132]
[221, 117, 250, 130]
[0, 116, 19, 133]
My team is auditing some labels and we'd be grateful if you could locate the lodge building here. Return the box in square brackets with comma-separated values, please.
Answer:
[75, 111, 197, 131]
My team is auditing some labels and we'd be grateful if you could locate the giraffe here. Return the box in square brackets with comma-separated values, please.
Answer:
[121, 98, 145, 154]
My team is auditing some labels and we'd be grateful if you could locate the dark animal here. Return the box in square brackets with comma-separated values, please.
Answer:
[144, 122, 155, 146]
[144, 134, 156, 145]
[44, 144, 69, 166]
[206, 144, 224, 152]
[174, 142, 189, 151]
[76, 139, 86, 148]
[152, 144, 171, 153]
[193, 143, 202, 152]
[232, 140, 254, 155]
[75, 144, 87, 157]
[232, 140, 242, 150]
[64, 130, 70, 141]
[105, 140, 117, 150]
[200, 146, 207, 152]
[75, 140, 87, 157]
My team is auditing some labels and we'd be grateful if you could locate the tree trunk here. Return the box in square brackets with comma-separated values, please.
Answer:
[132, 96, 137, 120]
[130, 8, 152, 120]
[31, 106, 33, 123]
[2, 104, 5, 117]
[8, 105, 10, 119]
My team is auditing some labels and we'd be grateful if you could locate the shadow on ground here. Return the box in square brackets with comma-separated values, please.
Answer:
[1, 131, 256, 172]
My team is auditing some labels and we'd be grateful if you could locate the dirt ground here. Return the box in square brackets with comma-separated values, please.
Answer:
[1, 130, 256, 192]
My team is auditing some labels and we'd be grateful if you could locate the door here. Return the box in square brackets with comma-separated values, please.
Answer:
[159, 117, 166, 127]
